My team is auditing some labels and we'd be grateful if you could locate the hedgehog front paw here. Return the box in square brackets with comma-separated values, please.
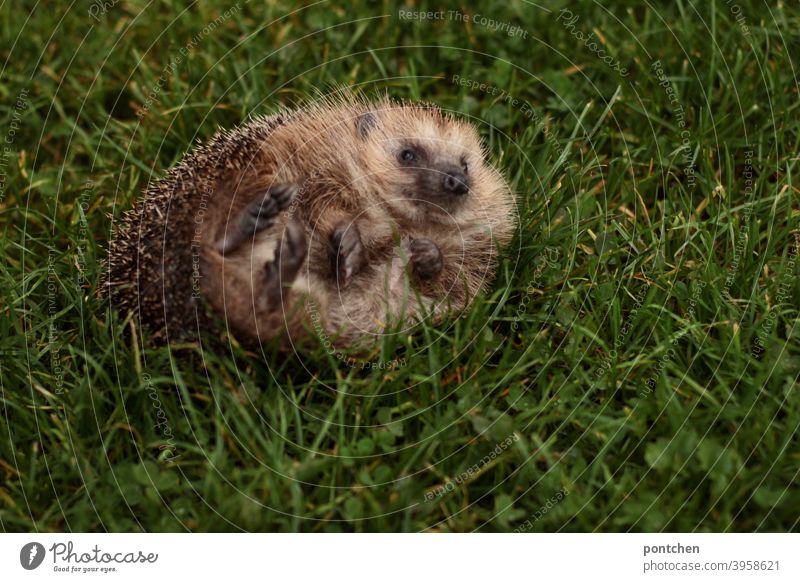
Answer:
[331, 222, 366, 288]
[264, 219, 307, 305]
[407, 238, 443, 280]
[216, 184, 296, 255]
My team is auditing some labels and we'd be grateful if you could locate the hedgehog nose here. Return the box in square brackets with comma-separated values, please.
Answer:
[443, 171, 469, 195]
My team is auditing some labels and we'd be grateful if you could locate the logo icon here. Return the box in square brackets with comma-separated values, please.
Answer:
[20, 542, 46, 570]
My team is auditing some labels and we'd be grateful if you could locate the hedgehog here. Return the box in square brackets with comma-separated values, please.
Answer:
[105, 95, 515, 351]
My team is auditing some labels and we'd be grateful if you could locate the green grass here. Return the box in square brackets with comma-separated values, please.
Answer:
[1, 0, 799, 532]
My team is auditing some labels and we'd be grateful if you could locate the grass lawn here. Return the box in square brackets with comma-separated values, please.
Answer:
[1, 0, 798, 532]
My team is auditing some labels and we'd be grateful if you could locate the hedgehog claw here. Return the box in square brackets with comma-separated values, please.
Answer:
[407, 237, 443, 280]
[332, 223, 365, 288]
[270, 184, 296, 209]
[264, 220, 307, 305]
[216, 184, 297, 255]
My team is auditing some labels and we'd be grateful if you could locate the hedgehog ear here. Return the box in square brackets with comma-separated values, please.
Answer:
[356, 111, 379, 139]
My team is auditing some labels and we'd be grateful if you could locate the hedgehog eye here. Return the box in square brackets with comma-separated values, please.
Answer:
[460, 157, 468, 173]
[399, 149, 417, 163]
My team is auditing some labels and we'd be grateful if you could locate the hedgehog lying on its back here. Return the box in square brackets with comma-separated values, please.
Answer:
[106, 96, 514, 349]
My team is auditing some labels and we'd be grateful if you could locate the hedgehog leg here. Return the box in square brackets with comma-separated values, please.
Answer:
[216, 184, 296, 255]
[331, 222, 366, 288]
[406, 237, 443, 280]
[263, 219, 307, 305]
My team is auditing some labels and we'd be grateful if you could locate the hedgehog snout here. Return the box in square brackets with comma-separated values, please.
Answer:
[441, 166, 470, 195]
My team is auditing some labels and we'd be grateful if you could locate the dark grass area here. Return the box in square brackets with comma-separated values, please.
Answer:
[1, 0, 798, 532]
